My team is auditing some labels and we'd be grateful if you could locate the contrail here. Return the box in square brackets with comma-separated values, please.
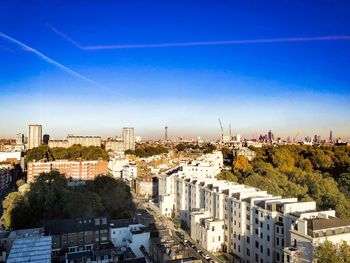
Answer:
[48, 25, 350, 50]
[0, 31, 105, 89]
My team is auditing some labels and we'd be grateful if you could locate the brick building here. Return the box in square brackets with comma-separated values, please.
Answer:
[27, 159, 108, 182]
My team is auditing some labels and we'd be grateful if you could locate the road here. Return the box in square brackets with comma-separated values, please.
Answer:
[135, 197, 223, 263]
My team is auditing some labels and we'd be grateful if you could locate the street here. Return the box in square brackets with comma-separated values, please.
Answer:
[135, 197, 223, 263]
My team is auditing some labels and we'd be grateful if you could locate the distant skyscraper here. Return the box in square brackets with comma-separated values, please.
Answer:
[329, 130, 333, 143]
[122, 128, 135, 151]
[43, 134, 50, 144]
[28, 124, 42, 149]
[16, 133, 24, 145]
[268, 130, 274, 143]
[165, 126, 168, 141]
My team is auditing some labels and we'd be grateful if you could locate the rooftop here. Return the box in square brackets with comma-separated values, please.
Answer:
[307, 217, 350, 231]
[7, 236, 52, 263]
[44, 218, 108, 235]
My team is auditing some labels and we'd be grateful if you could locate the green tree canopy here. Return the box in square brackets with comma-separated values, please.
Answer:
[26, 145, 109, 162]
[1, 172, 135, 230]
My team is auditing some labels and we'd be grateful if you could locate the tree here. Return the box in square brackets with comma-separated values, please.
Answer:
[15, 179, 25, 188]
[233, 156, 251, 173]
[314, 240, 350, 263]
[1, 172, 136, 230]
[216, 170, 238, 182]
[338, 173, 350, 198]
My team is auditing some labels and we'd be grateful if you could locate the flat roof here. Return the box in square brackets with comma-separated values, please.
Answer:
[7, 236, 52, 263]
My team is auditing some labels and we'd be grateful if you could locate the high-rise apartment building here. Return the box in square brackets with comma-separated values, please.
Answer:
[122, 128, 135, 151]
[15, 133, 24, 145]
[27, 124, 42, 149]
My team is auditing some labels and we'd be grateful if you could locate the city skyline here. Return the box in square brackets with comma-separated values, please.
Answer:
[1, 1, 350, 139]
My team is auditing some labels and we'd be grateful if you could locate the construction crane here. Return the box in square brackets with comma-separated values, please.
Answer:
[218, 118, 224, 143]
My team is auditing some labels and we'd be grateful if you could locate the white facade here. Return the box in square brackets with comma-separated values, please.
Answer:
[158, 152, 347, 263]
[110, 222, 150, 258]
[284, 211, 350, 263]
[0, 151, 21, 162]
[28, 124, 42, 149]
[108, 157, 137, 181]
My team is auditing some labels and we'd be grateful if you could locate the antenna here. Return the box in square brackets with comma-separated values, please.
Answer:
[218, 118, 224, 143]
[165, 126, 168, 141]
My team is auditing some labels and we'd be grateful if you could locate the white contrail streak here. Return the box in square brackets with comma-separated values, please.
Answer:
[0, 31, 106, 89]
[47, 25, 350, 50]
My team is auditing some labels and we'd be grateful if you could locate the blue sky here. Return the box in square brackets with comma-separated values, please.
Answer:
[0, 0, 350, 140]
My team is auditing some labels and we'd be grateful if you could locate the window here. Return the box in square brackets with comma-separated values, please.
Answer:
[260, 245, 263, 253]
[260, 222, 263, 228]
[212, 226, 215, 231]
[276, 227, 279, 234]
[255, 229, 259, 235]
[276, 252, 280, 261]
[260, 233, 263, 239]
[267, 235, 270, 242]
[267, 248, 270, 256]
[276, 237, 279, 246]
[255, 210, 258, 215]
[247, 248, 250, 256]
[267, 224, 270, 231]
[255, 241, 259, 248]
[246, 236, 250, 243]
[255, 218, 259, 224]
[246, 225, 250, 231]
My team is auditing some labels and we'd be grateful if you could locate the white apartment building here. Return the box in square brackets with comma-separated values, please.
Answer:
[110, 220, 150, 258]
[284, 211, 350, 263]
[158, 152, 348, 263]
[108, 156, 138, 181]
[27, 124, 42, 149]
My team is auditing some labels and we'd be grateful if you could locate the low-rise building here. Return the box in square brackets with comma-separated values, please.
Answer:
[27, 159, 108, 182]
[109, 218, 150, 258]
[48, 135, 102, 148]
[135, 176, 158, 199]
[44, 217, 114, 262]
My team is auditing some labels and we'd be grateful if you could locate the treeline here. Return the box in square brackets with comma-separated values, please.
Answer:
[219, 145, 350, 221]
[26, 144, 109, 162]
[176, 143, 216, 154]
[125, 145, 168, 158]
[1, 172, 136, 230]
